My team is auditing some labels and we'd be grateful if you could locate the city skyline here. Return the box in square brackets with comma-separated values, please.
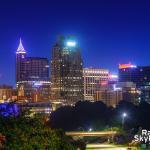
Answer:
[1, 1, 150, 150]
[1, 0, 150, 86]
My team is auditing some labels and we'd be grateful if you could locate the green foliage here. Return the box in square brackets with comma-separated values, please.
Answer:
[0, 115, 75, 150]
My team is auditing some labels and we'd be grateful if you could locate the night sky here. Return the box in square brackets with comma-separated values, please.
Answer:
[1, 0, 150, 86]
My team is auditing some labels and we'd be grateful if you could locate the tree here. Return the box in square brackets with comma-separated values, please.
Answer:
[50, 101, 111, 131]
[0, 114, 75, 150]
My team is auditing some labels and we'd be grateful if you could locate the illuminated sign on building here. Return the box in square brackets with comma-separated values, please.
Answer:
[109, 74, 118, 79]
[119, 63, 137, 69]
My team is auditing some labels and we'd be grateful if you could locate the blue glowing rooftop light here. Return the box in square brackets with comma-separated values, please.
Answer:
[16, 38, 26, 54]
[66, 41, 76, 47]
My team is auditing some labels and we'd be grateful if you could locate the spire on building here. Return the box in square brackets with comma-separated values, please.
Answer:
[16, 38, 26, 54]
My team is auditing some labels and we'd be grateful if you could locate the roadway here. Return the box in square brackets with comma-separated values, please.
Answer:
[65, 131, 118, 137]
[86, 144, 127, 150]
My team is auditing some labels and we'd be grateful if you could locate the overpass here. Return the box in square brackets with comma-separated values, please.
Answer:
[86, 144, 127, 150]
[65, 131, 118, 137]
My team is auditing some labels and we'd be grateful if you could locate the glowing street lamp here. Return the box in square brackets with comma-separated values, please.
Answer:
[123, 113, 127, 118]
[89, 128, 92, 132]
[122, 112, 127, 127]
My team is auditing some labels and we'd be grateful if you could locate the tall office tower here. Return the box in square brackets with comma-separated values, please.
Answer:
[118, 63, 139, 83]
[16, 39, 26, 82]
[16, 39, 50, 102]
[51, 36, 83, 105]
[83, 68, 109, 101]
[119, 63, 150, 103]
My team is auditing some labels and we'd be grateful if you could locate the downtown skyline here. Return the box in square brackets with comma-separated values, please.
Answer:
[1, 0, 150, 85]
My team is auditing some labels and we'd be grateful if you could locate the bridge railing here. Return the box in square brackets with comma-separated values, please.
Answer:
[65, 131, 118, 137]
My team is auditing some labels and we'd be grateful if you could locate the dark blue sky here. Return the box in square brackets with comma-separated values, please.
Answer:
[1, 0, 150, 86]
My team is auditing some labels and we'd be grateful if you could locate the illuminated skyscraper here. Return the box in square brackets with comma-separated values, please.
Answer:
[119, 63, 150, 103]
[83, 68, 109, 101]
[118, 63, 138, 83]
[16, 38, 50, 102]
[16, 38, 26, 82]
[51, 36, 83, 104]
[83, 68, 121, 107]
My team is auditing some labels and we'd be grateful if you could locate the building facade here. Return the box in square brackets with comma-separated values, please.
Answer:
[119, 63, 150, 103]
[83, 68, 109, 101]
[116, 82, 140, 104]
[82, 68, 122, 107]
[51, 36, 83, 104]
[0, 85, 13, 103]
[16, 39, 51, 102]
[94, 87, 122, 107]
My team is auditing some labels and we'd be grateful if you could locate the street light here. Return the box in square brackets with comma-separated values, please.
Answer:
[89, 128, 92, 132]
[122, 112, 127, 128]
[123, 113, 127, 117]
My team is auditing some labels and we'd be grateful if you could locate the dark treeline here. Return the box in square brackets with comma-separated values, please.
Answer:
[50, 100, 150, 132]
